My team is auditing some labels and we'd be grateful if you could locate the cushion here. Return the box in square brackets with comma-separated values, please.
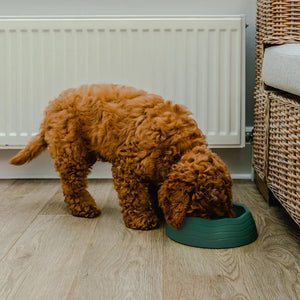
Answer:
[262, 44, 300, 97]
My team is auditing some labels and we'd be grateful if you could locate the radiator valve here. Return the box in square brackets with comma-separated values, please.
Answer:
[245, 128, 254, 144]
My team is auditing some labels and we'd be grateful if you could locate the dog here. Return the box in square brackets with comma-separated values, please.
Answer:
[10, 84, 235, 230]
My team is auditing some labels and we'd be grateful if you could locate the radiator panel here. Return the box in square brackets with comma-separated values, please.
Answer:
[0, 17, 245, 147]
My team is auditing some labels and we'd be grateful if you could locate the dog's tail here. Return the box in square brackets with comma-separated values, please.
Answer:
[10, 132, 47, 165]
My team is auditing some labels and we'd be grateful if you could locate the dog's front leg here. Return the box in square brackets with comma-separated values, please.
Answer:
[112, 165, 160, 230]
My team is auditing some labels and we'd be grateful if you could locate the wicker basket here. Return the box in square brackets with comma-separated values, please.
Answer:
[253, 0, 300, 226]
[268, 93, 300, 226]
[254, 0, 300, 180]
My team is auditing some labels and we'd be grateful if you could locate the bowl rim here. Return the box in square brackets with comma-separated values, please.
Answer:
[179, 202, 251, 226]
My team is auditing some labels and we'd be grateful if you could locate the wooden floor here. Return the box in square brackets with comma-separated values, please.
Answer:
[0, 180, 299, 300]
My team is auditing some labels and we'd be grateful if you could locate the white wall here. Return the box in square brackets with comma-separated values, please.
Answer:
[0, 0, 256, 179]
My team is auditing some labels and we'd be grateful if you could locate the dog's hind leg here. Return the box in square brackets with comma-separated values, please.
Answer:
[112, 165, 160, 230]
[52, 143, 101, 218]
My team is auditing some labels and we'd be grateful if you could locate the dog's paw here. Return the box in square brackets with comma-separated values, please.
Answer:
[70, 203, 101, 218]
[124, 213, 160, 230]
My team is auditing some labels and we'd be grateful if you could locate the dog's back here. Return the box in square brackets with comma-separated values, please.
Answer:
[11, 83, 204, 169]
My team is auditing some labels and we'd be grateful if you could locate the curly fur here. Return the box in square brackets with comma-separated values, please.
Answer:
[10, 84, 235, 230]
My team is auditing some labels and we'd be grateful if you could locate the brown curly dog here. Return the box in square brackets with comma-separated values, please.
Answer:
[10, 84, 235, 230]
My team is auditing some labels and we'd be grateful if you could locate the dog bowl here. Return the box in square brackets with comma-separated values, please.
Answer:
[166, 203, 258, 248]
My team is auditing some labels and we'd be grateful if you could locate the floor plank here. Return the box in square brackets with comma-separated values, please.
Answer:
[0, 215, 97, 300]
[0, 180, 15, 193]
[0, 180, 59, 261]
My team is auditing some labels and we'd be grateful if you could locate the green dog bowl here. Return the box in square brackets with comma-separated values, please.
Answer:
[166, 203, 258, 248]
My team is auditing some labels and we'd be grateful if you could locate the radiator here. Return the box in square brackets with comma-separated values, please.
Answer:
[0, 16, 245, 148]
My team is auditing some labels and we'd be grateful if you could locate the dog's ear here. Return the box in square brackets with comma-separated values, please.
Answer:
[158, 177, 193, 229]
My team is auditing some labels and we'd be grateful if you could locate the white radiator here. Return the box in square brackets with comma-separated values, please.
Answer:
[0, 16, 245, 148]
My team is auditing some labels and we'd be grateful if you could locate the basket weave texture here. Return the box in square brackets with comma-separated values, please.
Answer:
[253, 0, 300, 226]
[268, 93, 300, 225]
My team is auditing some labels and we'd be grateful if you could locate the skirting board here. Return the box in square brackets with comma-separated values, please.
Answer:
[0, 145, 253, 180]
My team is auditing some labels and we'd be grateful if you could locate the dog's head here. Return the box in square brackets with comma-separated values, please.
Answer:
[158, 146, 235, 229]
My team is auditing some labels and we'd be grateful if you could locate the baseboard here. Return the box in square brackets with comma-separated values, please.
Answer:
[1, 147, 253, 180]
[230, 173, 252, 180]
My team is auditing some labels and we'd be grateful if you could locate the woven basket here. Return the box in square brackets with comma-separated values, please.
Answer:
[253, 0, 300, 181]
[268, 93, 300, 226]
[254, 0, 300, 226]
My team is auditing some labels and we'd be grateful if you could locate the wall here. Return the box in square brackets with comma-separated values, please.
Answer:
[0, 0, 256, 179]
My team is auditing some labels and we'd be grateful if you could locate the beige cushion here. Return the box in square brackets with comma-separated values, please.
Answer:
[262, 44, 300, 96]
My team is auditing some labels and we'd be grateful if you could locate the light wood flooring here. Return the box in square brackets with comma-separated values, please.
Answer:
[0, 179, 299, 300]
